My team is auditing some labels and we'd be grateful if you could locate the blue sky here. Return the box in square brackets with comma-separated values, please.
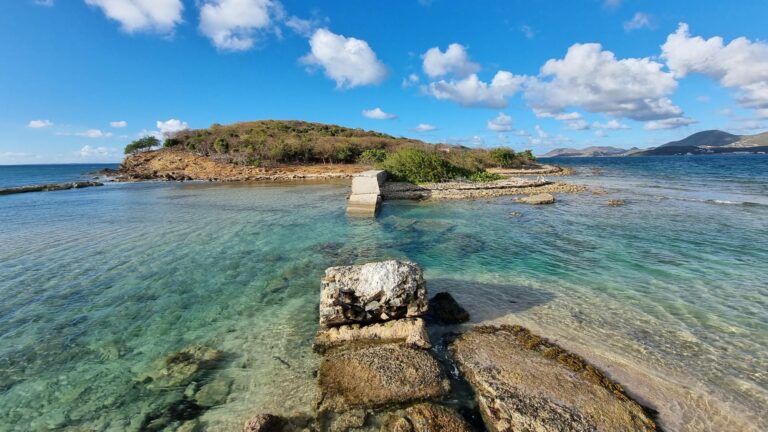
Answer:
[1, 0, 767, 164]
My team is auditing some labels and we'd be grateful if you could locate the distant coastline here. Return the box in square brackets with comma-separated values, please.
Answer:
[544, 129, 768, 157]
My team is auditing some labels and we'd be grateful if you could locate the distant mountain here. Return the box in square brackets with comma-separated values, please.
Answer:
[543, 146, 638, 157]
[657, 130, 740, 148]
[635, 130, 768, 156]
[544, 130, 768, 157]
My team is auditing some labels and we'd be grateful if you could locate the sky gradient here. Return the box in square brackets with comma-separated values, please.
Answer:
[1, 0, 767, 163]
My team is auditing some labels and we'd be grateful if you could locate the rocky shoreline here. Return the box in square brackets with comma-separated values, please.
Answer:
[380, 180, 586, 201]
[114, 149, 363, 182]
[230, 260, 658, 432]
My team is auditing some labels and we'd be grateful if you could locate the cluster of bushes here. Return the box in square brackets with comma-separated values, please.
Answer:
[378, 148, 512, 184]
[162, 120, 418, 165]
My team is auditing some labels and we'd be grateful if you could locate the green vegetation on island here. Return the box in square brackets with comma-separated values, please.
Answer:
[124, 136, 160, 155]
[145, 120, 536, 184]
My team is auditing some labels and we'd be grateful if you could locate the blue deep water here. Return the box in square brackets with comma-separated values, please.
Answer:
[0, 155, 766, 431]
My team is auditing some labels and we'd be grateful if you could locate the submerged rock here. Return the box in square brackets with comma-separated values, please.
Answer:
[450, 325, 657, 432]
[317, 344, 450, 413]
[194, 376, 233, 407]
[515, 193, 556, 205]
[138, 345, 223, 389]
[242, 413, 285, 432]
[427, 293, 469, 324]
[314, 318, 431, 354]
[320, 261, 428, 327]
[607, 199, 626, 207]
[381, 403, 472, 432]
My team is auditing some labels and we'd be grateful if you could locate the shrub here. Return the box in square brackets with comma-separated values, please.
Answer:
[490, 148, 519, 168]
[358, 149, 387, 165]
[331, 143, 355, 163]
[163, 138, 182, 148]
[214, 138, 229, 154]
[468, 170, 504, 182]
[519, 149, 536, 161]
[124, 136, 159, 155]
[380, 148, 470, 184]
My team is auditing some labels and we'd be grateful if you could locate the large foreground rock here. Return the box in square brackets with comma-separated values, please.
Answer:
[450, 325, 657, 432]
[320, 261, 428, 327]
[314, 318, 431, 354]
[317, 344, 449, 412]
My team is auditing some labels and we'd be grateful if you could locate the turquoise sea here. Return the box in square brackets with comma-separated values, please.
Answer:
[0, 155, 766, 431]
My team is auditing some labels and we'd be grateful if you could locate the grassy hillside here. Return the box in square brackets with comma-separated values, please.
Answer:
[156, 120, 536, 182]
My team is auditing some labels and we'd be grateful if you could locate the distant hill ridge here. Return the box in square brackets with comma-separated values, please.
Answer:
[544, 130, 768, 157]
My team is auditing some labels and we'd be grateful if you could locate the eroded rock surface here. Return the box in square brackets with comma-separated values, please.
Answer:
[381, 403, 472, 432]
[450, 325, 657, 432]
[242, 414, 285, 432]
[314, 318, 431, 354]
[320, 261, 428, 327]
[317, 344, 450, 413]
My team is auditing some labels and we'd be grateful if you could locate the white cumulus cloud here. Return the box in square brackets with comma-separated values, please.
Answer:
[28, 119, 53, 128]
[301, 28, 388, 89]
[662, 23, 768, 109]
[157, 119, 190, 134]
[411, 123, 437, 132]
[644, 117, 697, 130]
[199, 0, 283, 51]
[524, 43, 683, 121]
[362, 108, 397, 120]
[422, 43, 480, 78]
[110, 120, 128, 128]
[425, 71, 526, 108]
[85, 0, 183, 34]
[487, 112, 513, 131]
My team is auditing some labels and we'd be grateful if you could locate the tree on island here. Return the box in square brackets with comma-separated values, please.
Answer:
[124, 136, 160, 155]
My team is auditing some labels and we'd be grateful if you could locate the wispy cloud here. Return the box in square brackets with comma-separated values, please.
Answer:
[28, 119, 53, 128]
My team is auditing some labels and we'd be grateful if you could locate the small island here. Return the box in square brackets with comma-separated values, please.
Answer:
[113, 120, 584, 202]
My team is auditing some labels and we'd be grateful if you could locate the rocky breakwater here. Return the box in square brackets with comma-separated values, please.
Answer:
[380, 179, 585, 201]
[0, 181, 103, 196]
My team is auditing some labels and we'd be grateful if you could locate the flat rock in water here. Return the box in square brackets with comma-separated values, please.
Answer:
[320, 261, 428, 327]
[515, 193, 555, 205]
[450, 325, 657, 432]
[314, 318, 431, 354]
[427, 293, 469, 324]
[317, 344, 450, 413]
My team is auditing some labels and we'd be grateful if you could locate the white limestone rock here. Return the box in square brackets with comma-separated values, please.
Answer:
[319, 261, 428, 327]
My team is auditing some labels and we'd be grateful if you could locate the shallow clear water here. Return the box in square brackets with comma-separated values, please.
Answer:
[0, 156, 766, 431]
